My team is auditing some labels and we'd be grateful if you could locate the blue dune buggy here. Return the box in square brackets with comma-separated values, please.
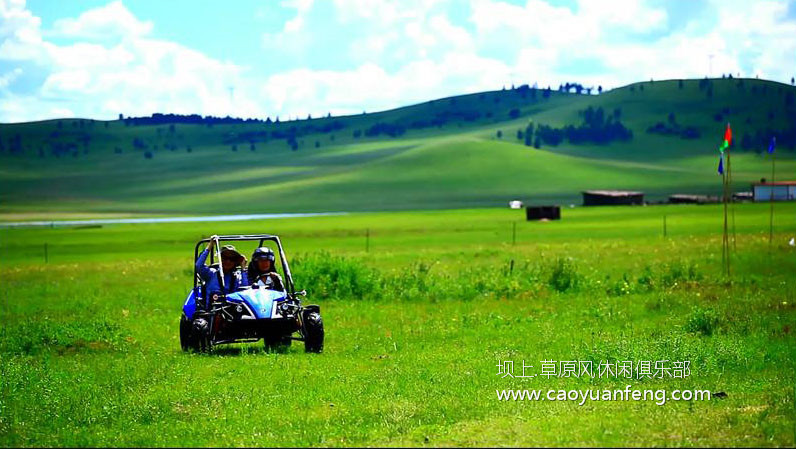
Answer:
[179, 234, 324, 353]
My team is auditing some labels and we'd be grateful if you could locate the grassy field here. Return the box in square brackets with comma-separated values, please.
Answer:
[1, 203, 795, 446]
[1, 77, 795, 216]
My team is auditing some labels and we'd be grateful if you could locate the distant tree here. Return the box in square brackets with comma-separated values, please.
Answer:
[114, 147, 122, 154]
[613, 107, 622, 120]
[133, 137, 147, 149]
[706, 86, 713, 99]
[104, 122, 109, 128]
[231, 144, 237, 152]
[250, 142, 256, 151]
[315, 141, 320, 148]
[307, 114, 312, 120]
[496, 130, 503, 139]
[327, 112, 331, 118]
[144, 151, 153, 159]
[119, 113, 124, 120]
[639, 84, 644, 91]
[186, 146, 192, 153]
[598, 85, 603, 94]
[353, 129, 362, 138]
[265, 117, 272, 124]
[791, 77, 795, 85]
[533, 135, 541, 148]
[524, 123, 533, 146]
[678, 79, 684, 89]
[667, 112, 676, 125]
[517, 129, 524, 140]
[509, 108, 521, 119]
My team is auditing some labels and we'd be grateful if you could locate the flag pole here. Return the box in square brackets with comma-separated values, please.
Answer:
[769, 147, 775, 248]
[722, 164, 729, 275]
[728, 145, 736, 252]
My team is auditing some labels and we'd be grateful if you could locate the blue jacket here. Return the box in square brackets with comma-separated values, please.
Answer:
[196, 248, 249, 297]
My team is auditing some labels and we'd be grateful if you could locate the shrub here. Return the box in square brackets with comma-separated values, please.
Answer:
[548, 258, 580, 292]
[685, 307, 720, 336]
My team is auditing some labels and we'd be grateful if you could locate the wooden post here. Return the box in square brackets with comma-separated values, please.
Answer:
[512, 222, 516, 246]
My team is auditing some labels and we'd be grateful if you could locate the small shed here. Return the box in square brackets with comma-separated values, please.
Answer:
[509, 200, 524, 209]
[669, 194, 719, 204]
[752, 181, 796, 202]
[582, 190, 644, 206]
[526, 205, 561, 221]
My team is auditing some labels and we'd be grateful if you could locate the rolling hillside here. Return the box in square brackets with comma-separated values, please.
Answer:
[1, 77, 795, 217]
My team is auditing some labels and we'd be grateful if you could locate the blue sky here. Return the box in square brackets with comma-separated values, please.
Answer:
[1, 0, 795, 122]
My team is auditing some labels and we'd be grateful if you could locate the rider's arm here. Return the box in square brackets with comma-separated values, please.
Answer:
[195, 248, 212, 280]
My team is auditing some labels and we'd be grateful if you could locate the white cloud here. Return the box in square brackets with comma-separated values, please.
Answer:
[0, 0, 256, 122]
[51, 0, 153, 40]
[1, 0, 795, 123]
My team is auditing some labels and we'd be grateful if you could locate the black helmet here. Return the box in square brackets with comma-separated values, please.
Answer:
[252, 247, 275, 263]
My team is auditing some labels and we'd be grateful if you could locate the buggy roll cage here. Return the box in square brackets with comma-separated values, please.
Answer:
[193, 234, 296, 295]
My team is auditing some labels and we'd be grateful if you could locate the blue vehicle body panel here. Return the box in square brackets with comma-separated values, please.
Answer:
[183, 287, 287, 320]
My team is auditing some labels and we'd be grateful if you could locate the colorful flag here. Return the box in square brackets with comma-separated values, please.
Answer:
[768, 136, 776, 154]
[724, 123, 732, 147]
[717, 153, 724, 175]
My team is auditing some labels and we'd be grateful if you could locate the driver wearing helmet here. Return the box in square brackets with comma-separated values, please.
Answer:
[248, 246, 284, 291]
[195, 236, 249, 310]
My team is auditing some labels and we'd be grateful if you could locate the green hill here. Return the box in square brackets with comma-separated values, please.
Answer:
[1, 77, 795, 217]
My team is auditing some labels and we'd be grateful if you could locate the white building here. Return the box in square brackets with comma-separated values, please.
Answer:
[509, 200, 523, 209]
[752, 181, 796, 202]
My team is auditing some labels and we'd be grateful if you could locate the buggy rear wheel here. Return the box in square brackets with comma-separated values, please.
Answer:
[179, 315, 193, 352]
[302, 311, 324, 353]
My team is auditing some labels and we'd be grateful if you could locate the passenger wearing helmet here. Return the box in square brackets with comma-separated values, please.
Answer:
[195, 236, 249, 311]
[248, 246, 284, 291]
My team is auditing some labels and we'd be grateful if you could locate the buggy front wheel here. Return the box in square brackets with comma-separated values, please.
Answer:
[302, 311, 324, 353]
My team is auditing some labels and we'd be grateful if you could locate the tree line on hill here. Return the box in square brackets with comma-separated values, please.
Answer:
[505, 106, 633, 148]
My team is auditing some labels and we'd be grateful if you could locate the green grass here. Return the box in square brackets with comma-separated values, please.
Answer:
[1, 77, 795, 216]
[1, 203, 795, 446]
